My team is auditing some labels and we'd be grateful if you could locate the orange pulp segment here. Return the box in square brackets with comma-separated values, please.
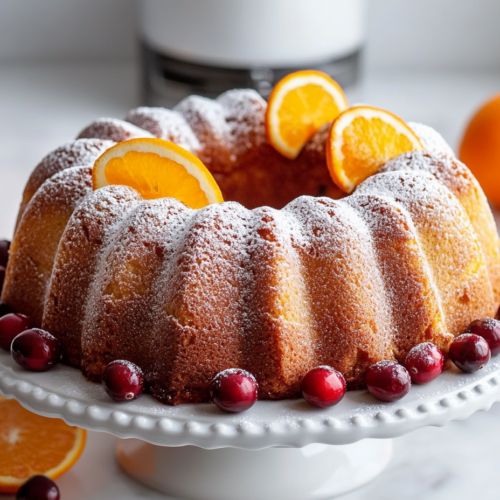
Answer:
[266, 70, 348, 159]
[93, 138, 223, 209]
[0, 398, 86, 493]
[326, 105, 424, 193]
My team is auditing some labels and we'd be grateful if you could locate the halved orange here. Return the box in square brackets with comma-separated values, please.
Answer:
[326, 105, 424, 193]
[93, 138, 224, 209]
[266, 70, 348, 159]
[0, 398, 86, 493]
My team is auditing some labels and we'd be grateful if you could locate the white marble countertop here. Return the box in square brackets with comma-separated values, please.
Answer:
[1, 62, 500, 499]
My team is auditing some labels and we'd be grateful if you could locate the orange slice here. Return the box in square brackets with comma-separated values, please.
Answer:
[266, 70, 348, 159]
[0, 398, 86, 493]
[93, 138, 223, 209]
[326, 105, 424, 193]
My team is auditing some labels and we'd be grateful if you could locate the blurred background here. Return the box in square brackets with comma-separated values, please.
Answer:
[1, 2, 500, 497]
[1, 0, 500, 238]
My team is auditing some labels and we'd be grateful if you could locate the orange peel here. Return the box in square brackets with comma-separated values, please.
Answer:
[266, 70, 348, 159]
[0, 398, 86, 493]
[93, 138, 223, 209]
[326, 105, 424, 193]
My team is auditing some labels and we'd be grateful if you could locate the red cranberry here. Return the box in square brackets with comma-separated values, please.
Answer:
[467, 318, 500, 356]
[301, 366, 346, 408]
[0, 301, 11, 318]
[366, 361, 411, 402]
[210, 368, 258, 413]
[0, 240, 9, 268]
[0, 265, 5, 292]
[102, 360, 144, 402]
[404, 342, 444, 384]
[11, 329, 61, 371]
[16, 475, 59, 500]
[449, 333, 490, 373]
[0, 313, 30, 351]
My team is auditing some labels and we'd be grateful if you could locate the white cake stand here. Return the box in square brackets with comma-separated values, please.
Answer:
[1, 351, 500, 500]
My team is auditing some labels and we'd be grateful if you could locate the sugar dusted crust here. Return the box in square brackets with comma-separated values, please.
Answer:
[17, 139, 114, 228]
[77, 118, 154, 143]
[3, 92, 500, 405]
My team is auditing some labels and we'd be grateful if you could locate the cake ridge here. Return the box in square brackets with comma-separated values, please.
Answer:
[356, 170, 495, 334]
[3, 166, 93, 326]
[17, 138, 115, 229]
[81, 196, 191, 383]
[77, 117, 154, 143]
[380, 150, 500, 303]
[42, 185, 143, 367]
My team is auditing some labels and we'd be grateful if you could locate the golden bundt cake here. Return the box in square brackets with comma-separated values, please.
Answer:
[3, 89, 500, 405]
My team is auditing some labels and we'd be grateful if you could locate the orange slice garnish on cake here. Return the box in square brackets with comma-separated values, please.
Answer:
[326, 106, 424, 193]
[0, 397, 86, 493]
[266, 70, 348, 159]
[93, 138, 223, 209]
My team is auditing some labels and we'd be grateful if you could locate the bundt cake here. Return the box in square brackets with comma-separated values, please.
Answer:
[2, 89, 500, 405]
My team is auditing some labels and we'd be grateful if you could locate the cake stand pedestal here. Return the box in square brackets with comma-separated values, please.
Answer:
[1, 352, 500, 500]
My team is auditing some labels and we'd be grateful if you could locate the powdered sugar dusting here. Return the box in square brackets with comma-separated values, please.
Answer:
[217, 89, 267, 155]
[408, 122, 455, 157]
[125, 107, 201, 152]
[356, 170, 494, 336]
[175, 95, 230, 146]
[33, 166, 93, 212]
[303, 123, 331, 154]
[77, 118, 154, 142]
[380, 150, 471, 196]
[26, 139, 114, 197]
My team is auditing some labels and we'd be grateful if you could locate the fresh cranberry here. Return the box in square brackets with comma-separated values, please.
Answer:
[366, 361, 411, 402]
[0, 265, 5, 292]
[11, 329, 61, 371]
[16, 475, 59, 500]
[0, 240, 9, 268]
[404, 342, 444, 384]
[102, 360, 144, 402]
[467, 318, 500, 356]
[449, 333, 490, 373]
[0, 313, 30, 351]
[301, 366, 346, 408]
[0, 301, 11, 318]
[210, 368, 258, 413]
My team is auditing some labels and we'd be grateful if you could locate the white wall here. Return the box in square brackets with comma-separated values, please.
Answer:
[365, 0, 500, 70]
[0, 0, 136, 61]
[1, 0, 500, 70]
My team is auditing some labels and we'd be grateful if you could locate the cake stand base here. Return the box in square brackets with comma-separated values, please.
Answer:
[116, 439, 393, 500]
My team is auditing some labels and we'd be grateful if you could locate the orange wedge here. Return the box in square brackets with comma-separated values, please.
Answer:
[326, 106, 424, 193]
[0, 398, 86, 493]
[93, 138, 223, 209]
[266, 70, 348, 159]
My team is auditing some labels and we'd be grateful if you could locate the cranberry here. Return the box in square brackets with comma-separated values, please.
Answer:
[449, 333, 490, 373]
[102, 360, 144, 402]
[0, 301, 12, 318]
[366, 361, 411, 402]
[301, 366, 346, 408]
[0, 240, 9, 268]
[0, 265, 5, 292]
[0, 313, 30, 351]
[11, 329, 61, 371]
[16, 475, 59, 500]
[467, 318, 500, 356]
[404, 342, 444, 384]
[210, 368, 258, 413]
